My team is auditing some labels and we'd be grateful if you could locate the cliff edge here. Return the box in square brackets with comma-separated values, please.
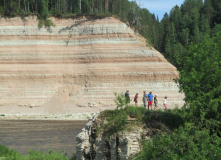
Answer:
[76, 107, 183, 159]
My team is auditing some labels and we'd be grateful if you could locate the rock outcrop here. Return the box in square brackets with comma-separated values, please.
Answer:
[0, 16, 184, 114]
[76, 118, 145, 160]
[76, 108, 181, 159]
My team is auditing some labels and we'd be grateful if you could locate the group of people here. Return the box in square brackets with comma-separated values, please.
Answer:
[125, 90, 168, 111]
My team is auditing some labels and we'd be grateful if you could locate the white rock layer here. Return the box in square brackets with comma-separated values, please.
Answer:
[76, 119, 144, 160]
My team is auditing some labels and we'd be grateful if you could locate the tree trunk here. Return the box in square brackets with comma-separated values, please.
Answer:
[89, 0, 94, 13]
[100, 0, 102, 13]
[79, 0, 81, 12]
[112, 0, 115, 13]
[18, 0, 20, 10]
[27, 0, 29, 12]
[105, 0, 108, 13]
[71, 0, 72, 13]
[119, 0, 121, 16]
[24, 0, 26, 12]
[31, 0, 34, 12]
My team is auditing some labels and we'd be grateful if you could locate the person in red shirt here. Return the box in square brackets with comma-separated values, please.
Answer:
[134, 92, 139, 106]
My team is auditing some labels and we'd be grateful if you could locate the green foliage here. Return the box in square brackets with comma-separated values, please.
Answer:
[124, 105, 146, 121]
[136, 123, 221, 160]
[0, 1, 220, 64]
[98, 107, 184, 140]
[98, 93, 183, 138]
[144, 109, 184, 131]
[0, 144, 25, 159]
[156, 0, 221, 69]
[38, 18, 55, 29]
[0, 144, 75, 160]
[0, 0, 159, 50]
[135, 32, 221, 160]
[27, 150, 69, 160]
[38, 0, 49, 19]
[178, 33, 221, 121]
[0, 0, 221, 158]
[103, 108, 128, 138]
[114, 92, 128, 109]
[97, 107, 144, 138]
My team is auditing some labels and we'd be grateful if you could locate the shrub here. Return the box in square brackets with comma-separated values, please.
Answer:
[38, 18, 55, 29]
[103, 109, 128, 138]
[98, 106, 183, 138]
[114, 92, 128, 109]
[0, 144, 72, 160]
[0, 144, 25, 159]
[144, 109, 184, 130]
[135, 124, 221, 160]
[27, 150, 69, 160]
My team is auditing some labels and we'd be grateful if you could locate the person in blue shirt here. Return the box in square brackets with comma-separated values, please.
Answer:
[147, 91, 153, 110]
[125, 90, 130, 105]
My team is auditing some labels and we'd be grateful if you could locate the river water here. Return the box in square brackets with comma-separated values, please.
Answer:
[0, 120, 87, 157]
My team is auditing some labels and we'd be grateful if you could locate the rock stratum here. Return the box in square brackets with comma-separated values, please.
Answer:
[0, 16, 184, 115]
[76, 117, 145, 160]
[76, 113, 168, 160]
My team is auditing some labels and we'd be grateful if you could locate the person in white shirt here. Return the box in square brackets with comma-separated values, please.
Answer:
[163, 96, 167, 111]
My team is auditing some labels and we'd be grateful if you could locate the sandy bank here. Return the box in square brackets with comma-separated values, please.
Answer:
[0, 104, 115, 120]
[0, 112, 99, 120]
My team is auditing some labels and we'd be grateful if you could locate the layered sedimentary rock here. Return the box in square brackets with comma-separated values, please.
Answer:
[0, 16, 184, 112]
[76, 118, 145, 160]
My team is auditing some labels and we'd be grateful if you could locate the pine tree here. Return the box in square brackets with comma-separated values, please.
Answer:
[38, 0, 49, 19]
[105, 0, 108, 13]
[211, 0, 221, 24]
[203, 0, 215, 25]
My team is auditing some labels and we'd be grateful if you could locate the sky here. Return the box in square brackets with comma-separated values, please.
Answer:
[131, 0, 184, 20]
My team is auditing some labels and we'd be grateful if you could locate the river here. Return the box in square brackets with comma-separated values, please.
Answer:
[0, 120, 87, 157]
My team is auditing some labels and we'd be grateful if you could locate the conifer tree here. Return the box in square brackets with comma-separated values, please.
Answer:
[203, 0, 215, 25]
[38, 0, 49, 19]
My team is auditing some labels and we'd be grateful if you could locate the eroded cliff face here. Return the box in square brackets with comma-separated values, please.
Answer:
[76, 118, 146, 160]
[0, 16, 184, 114]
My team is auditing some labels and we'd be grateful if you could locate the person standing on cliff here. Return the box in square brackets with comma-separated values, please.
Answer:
[163, 96, 168, 111]
[143, 91, 147, 108]
[154, 94, 158, 110]
[125, 90, 130, 105]
[147, 91, 153, 110]
[134, 92, 139, 106]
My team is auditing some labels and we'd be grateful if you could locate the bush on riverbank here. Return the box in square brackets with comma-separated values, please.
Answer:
[0, 144, 76, 160]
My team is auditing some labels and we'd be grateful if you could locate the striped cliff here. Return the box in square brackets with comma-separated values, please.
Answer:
[0, 16, 184, 115]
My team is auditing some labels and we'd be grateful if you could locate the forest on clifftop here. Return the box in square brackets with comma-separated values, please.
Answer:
[0, 0, 221, 69]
